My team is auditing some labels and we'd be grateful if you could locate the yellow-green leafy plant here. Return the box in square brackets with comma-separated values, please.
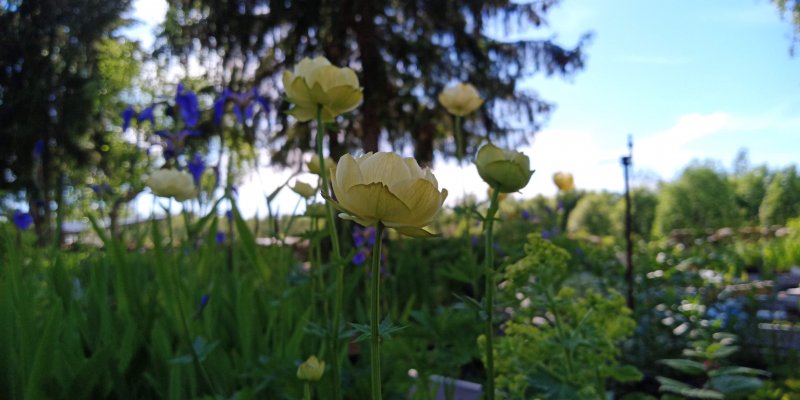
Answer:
[485, 234, 642, 399]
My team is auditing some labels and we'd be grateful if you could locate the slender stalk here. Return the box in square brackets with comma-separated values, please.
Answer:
[315, 105, 344, 400]
[454, 115, 463, 161]
[304, 382, 312, 400]
[483, 188, 501, 400]
[370, 223, 385, 400]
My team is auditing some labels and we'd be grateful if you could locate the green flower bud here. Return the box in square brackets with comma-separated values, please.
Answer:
[297, 355, 325, 381]
[475, 143, 533, 193]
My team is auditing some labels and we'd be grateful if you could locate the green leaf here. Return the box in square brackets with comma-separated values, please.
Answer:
[656, 376, 724, 399]
[708, 366, 770, 378]
[709, 375, 763, 396]
[658, 359, 707, 375]
[610, 365, 644, 383]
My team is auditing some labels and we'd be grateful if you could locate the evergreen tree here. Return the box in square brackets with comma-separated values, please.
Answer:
[159, 0, 590, 165]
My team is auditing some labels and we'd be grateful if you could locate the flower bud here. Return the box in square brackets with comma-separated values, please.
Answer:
[305, 202, 327, 218]
[297, 355, 325, 381]
[306, 154, 335, 176]
[291, 180, 317, 199]
[438, 83, 484, 117]
[475, 144, 533, 193]
[552, 172, 575, 192]
[146, 169, 197, 201]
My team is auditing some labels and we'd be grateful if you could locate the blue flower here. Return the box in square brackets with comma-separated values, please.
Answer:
[352, 250, 368, 266]
[175, 83, 200, 128]
[122, 105, 136, 131]
[12, 210, 33, 231]
[521, 210, 531, 221]
[32, 139, 45, 159]
[138, 105, 156, 125]
[193, 294, 210, 319]
[215, 231, 225, 244]
[187, 153, 206, 186]
[225, 210, 234, 222]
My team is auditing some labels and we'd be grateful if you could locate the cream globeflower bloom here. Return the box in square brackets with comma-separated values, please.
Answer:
[475, 143, 533, 193]
[291, 180, 317, 199]
[438, 83, 484, 117]
[306, 153, 335, 176]
[553, 172, 575, 192]
[282, 56, 363, 122]
[329, 152, 448, 237]
[146, 169, 197, 201]
[297, 355, 325, 382]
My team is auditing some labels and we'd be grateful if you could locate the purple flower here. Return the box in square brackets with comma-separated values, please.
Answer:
[122, 105, 136, 131]
[470, 235, 480, 247]
[521, 210, 531, 221]
[90, 184, 112, 195]
[213, 87, 271, 126]
[156, 129, 201, 160]
[187, 153, 206, 185]
[352, 250, 368, 266]
[225, 210, 234, 222]
[12, 210, 33, 231]
[215, 231, 225, 244]
[175, 83, 199, 128]
[32, 139, 45, 159]
[138, 105, 155, 125]
[365, 227, 377, 246]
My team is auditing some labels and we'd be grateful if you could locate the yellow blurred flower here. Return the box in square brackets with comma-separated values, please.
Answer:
[306, 153, 335, 176]
[553, 172, 575, 192]
[282, 56, 363, 122]
[329, 152, 448, 237]
[438, 83, 484, 117]
[297, 355, 325, 382]
[291, 180, 317, 199]
[475, 143, 533, 193]
[146, 169, 197, 201]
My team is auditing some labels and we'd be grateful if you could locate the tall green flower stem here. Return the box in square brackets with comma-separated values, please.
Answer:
[304, 382, 312, 400]
[454, 115, 463, 161]
[315, 105, 344, 400]
[370, 223, 385, 400]
[483, 188, 501, 400]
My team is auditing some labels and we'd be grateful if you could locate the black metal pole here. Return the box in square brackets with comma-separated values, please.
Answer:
[622, 135, 634, 311]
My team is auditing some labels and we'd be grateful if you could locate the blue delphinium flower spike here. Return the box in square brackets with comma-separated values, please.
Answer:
[122, 105, 136, 131]
[13, 210, 34, 231]
[175, 83, 199, 128]
[352, 250, 368, 266]
[187, 153, 206, 185]
[138, 105, 156, 125]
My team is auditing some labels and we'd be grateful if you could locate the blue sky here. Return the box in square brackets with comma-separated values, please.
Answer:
[126, 0, 800, 216]
[513, 0, 800, 195]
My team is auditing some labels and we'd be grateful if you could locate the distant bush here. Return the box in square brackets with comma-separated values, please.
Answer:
[759, 165, 800, 226]
[732, 165, 769, 225]
[612, 187, 659, 241]
[567, 192, 619, 237]
[653, 163, 741, 236]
